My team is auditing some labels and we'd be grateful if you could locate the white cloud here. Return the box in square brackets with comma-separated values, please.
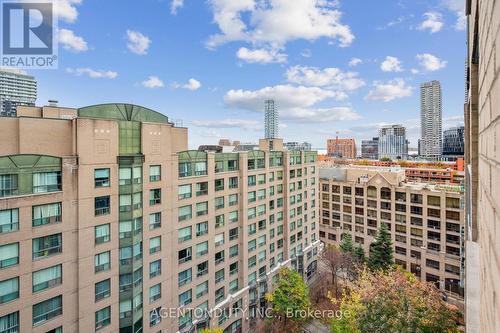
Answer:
[410, 68, 420, 74]
[223, 84, 361, 122]
[142, 76, 164, 88]
[192, 119, 260, 129]
[58, 29, 88, 52]
[416, 53, 447, 71]
[170, 0, 184, 14]
[66, 67, 117, 79]
[348, 58, 362, 67]
[417, 12, 444, 33]
[55, 0, 82, 23]
[441, 0, 466, 30]
[206, 0, 354, 51]
[301, 49, 312, 58]
[172, 78, 202, 90]
[285, 65, 365, 97]
[365, 79, 413, 102]
[380, 56, 403, 72]
[236, 47, 287, 64]
[126, 30, 151, 55]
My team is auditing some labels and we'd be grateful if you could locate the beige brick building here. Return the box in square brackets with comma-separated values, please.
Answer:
[319, 166, 464, 295]
[464, 0, 500, 332]
[0, 104, 320, 333]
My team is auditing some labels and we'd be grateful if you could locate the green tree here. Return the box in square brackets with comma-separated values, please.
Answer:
[368, 223, 394, 271]
[266, 267, 310, 327]
[201, 328, 223, 333]
[330, 269, 460, 333]
[339, 233, 354, 253]
[353, 245, 365, 262]
[379, 156, 392, 162]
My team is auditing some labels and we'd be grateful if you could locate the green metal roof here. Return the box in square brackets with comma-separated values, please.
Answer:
[78, 103, 169, 123]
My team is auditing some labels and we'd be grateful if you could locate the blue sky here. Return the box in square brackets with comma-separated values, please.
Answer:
[31, 0, 466, 149]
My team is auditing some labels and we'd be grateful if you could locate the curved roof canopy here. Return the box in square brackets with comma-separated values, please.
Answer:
[78, 103, 169, 124]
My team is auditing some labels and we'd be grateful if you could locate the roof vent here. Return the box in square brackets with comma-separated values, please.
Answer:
[48, 100, 58, 107]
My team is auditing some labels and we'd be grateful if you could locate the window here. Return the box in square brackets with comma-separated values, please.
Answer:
[197, 241, 208, 257]
[178, 247, 192, 264]
[196, 202, 208, 216]
[33, 202, 62, 227]
[230, 262, 238, 275]
[0, 208, 18, 233]
[150, 165, 161, 182]
[215, 233, 224, 247]
[178, 268, 192, 286]
[229, 177, 238, 189]
[149, 212, 161, 230]
[0, 277, 18, 304]
[195, 182, 208, 196]
[215, 179, 224, 191]
[229, 227, 238, 241]
[248, 175, 256, 186]
[179, 289, 192, 306]
[33, 171, 61, 193]
[248, 191, 256, 203]
[150, 260, 161, 278]
[178, 184, 192, 200]
[94, 169, 110, 187]
[119, 300, 132, 319]
[0, 174, 18, 197]
[215, 214, 224, 228]
[229, 211, 238, 223]
[95, 196, 110, 216]
[229, 245, 238, 258]
[179, 226, 192, 242]
[33, 234, 62, 260]
[33, 265, 62, 293]
[150, 306, 162, 327]
[95, 279, 110, 302]
[215, 286, 225, 303]
[150, 236, 161, 254]
[178, 205, 192, 221]
[32, 295, 62, 326]
[95, 306, 111, 331]
[197, 261, 208, 277]
[95, 224, 110, 244]
[0, 243, 18, 269]
[215, 250, 224, 265]
[215, 196, 224, 210]
[0, 311, 19, 333]
[229, 194, 238, 206]
[196, 221, 208, 237]
[150, 283, 161, 303]
[94, 251, 110, 272]
[150, 189, 161, 205]
[196, 281, 208, 298]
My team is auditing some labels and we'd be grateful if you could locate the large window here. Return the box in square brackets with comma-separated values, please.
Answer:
[33, 172, 61, 193]
[33, 202, 62, 227]
[149, 165, 161, 182]
[0, 311, 19, 333]
[149, 212, 161, 230]
[0, 174, 18, 197]
[150, 260, 161, 278]
[196, 202, 208, 216]
[178, 268, 192, 287]
[178, 205, 192, 221]
[149, 189, 161, 206]
[95, 196, 110, 216]
[94, 169, 110, 187]
[0, 277, 18, 304]
[0, 243, 18, 268]
[149, 283, 161, 303]
[32, 295, 62, 326]
[196, 221, 208, 237]
[179, 226, 192, 243]
[33, 234, 62, 260]
[94, 251, 111, 273]
[95, 279, 111, 302]
[149, 236, 161, 254]
[95, 224, 110, 244]
[178, 247, 192, 264]
[95, 306, 111, 331]
[196, 241, 208, 257]
[179, 289, 192, 306]
[178, 184, 192, 200]
[0, 208, 18, 233]
[33, 265, 62, 292]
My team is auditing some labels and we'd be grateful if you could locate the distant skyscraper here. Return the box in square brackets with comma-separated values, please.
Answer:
[326, 137, 357, 159]
[0, 68, 37, 117]
[443, 126, 465, 156]
[361, 137, 379, 159]
[378, 125, 408, 159]
[264, 99, 278, 139]
[420, 80, 442, 158]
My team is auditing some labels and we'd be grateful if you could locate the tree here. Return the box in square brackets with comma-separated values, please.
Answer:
[379, 156, 392, 162]
[368, 223, 393, 271]
[330, 269, 460, 333]
[201, 328, 223, 333]
[340, 233, 354, 253]
[320, 245, 345, 295]
[353, 245, 365, 263]
[265, 267, 310, 328]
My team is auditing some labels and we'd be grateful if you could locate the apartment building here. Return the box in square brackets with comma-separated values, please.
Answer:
[318, 166, 464, 295]
[326, 138, 356, 159]
[464, 0, 500, 332]
[0, 68, 37, 117]
[0, 103, 320, 333]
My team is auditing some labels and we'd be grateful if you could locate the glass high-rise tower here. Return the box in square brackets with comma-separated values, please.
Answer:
[420, 80, 442, 158]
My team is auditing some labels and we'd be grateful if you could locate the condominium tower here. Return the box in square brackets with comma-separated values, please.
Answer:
[378, 125, 408, 160]
[326, 138, 357, 159]
[0, 68, 37, 117]
[0, 103, 320, 333]
[264, 100, 278, 139]
[443, 126, 465, 156]
[319, 166, 464, 295]
[420, 81, 443, 158]
[361, 137, 379, 160]
[464, 0, 500, 332]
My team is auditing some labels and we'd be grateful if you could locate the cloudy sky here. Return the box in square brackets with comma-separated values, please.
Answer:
[33, 0, 466, 148]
